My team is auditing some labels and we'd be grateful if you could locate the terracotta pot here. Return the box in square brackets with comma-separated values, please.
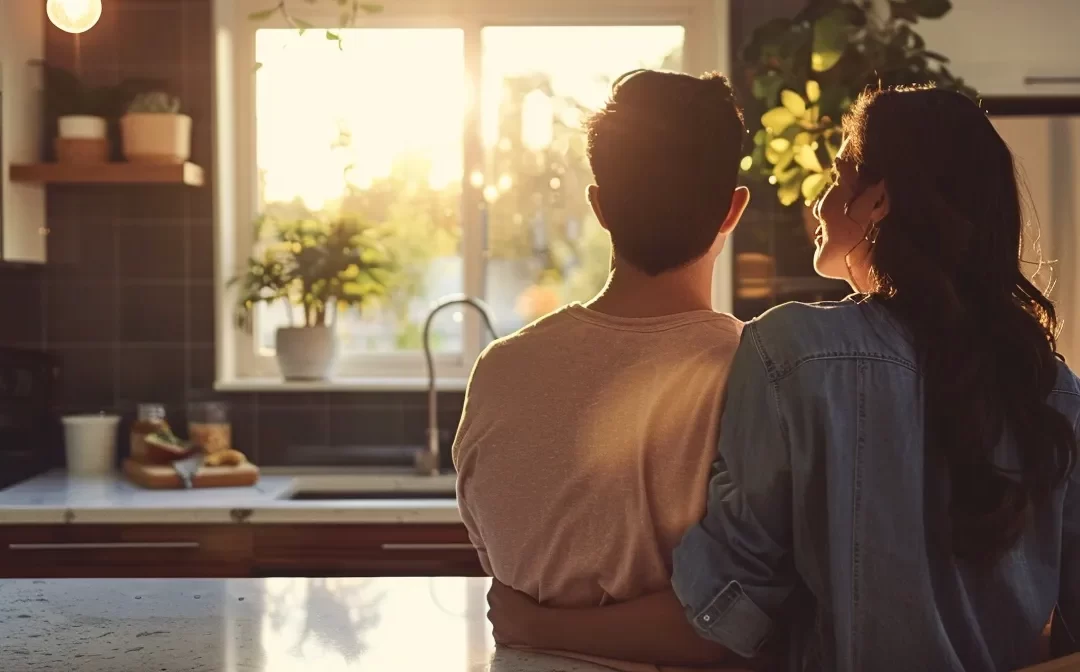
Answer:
[275, 326, 338, 381]
[120, 113, 192, 164]
[55, 137, 107, 164]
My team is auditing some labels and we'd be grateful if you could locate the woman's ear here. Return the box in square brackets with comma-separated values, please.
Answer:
[587, 185, 609, 231]
[867, 180, 890, 224]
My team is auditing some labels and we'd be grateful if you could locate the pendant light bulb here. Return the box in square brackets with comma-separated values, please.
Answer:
[47, 0, 103, 35]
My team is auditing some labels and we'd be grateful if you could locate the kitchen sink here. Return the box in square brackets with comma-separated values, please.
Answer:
[287, 490, 456, 501]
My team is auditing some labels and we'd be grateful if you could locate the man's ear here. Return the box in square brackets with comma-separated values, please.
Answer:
[587, 185, 609, 232]
[719, 186, 750, 236]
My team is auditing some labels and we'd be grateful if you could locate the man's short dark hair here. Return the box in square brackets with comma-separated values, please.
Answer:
[586, 70, 745, 276]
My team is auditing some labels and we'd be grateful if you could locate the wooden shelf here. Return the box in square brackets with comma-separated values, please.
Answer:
[9, 162, 204, 186]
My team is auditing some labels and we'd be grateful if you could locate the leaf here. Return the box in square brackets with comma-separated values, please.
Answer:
[801, 173, 829, 201]
[811, 8, 851, 72]
[769, 137, 792, 153]
[806, 79, 821, 104]
[751, 72, 785, 105]
[795, 144, 823, 172]
[909, 0, 952, 18]
[359, 3, 384, 13]
[326, 30, 340, 41]
[889, 1, 920, 23]
[761, 106, 797, 134]
[248, 7, 278, 21]
[778, 179, 802, 207]
[781, 89, 807, 116]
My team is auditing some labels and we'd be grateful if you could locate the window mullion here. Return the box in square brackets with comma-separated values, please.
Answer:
[461, 21, 486, 362]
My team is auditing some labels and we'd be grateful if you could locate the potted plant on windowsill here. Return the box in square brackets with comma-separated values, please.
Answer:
[120, 92, 192, 165]
[230, 215, 397, 381]
[740, 0, 977, 216]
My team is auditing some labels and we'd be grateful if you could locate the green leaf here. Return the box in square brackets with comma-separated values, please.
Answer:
[358, 3, 384, 13]
[777, 179, 801, 207]
[293, 17, 313, 34]
[751, 72, 784, 105]
[769, 137, 792, 153]
[801, 173, 828, 202]
[908, 0, 952, 18]
[326, 30, 340, 41]
[812, 8, 851, 72]
[795, 144, 824, 172]
[761, 106, 797, 134]
[806, 79, 821, 104]
[254, 62, 264, 72]
[781, 89, 807, 116]
[248, 7, 277, 21]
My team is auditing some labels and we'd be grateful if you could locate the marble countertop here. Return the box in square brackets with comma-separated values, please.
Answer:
[0, 577, 612, 672]
[0, 469, 463, 525]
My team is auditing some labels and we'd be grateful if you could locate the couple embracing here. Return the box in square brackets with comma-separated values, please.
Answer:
[453, 69, 1079, 672]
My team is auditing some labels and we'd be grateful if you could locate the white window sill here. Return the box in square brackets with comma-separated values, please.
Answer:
[214, 377, 468, 392]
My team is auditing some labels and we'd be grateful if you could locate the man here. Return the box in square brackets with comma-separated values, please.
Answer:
[453, 69, 750, 669]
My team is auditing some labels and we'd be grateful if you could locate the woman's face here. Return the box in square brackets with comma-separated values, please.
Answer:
[811, 139, 887, 289]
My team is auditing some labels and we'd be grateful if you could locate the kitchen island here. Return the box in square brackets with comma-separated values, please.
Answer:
[0, 470, 483, 578]
[0, 576, 611, 672]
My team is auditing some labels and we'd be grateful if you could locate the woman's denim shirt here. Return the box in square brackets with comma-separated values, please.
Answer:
[672, 298, 1080, 671]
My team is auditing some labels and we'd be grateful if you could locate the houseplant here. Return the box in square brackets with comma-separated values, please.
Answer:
[230, 215, 397, 381]
[37, 63, 162, 163]
[247, 0, 383, 55]
[741, 0, 977, 209]
[120, 92, 192, 164]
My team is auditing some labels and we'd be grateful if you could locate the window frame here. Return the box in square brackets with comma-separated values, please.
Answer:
[213, 0, 732, 390]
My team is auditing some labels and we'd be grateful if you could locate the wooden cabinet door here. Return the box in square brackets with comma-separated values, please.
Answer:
[0, 525, 253, 578]
[253, 524, 484, 577]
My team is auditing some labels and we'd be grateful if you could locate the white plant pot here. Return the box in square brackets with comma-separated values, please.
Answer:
[120, 113, 192, 164]
[275, 326, 338, 381]
[58, 115, 107, 140]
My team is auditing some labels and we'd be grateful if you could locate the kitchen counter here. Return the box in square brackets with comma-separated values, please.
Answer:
[0, 576, 612, 672]
[0, 469, 461, 525]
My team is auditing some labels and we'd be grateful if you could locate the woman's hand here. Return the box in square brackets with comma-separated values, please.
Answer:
[487, 580, 550, 648]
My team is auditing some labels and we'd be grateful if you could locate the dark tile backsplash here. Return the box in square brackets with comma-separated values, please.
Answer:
[0, 0, 463, 467]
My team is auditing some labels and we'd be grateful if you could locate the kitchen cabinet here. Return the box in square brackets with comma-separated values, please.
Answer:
[253, 524, 484, 578]
[0, 0, 47, 263]
[0, 525, 254, 578]
[0, 523, 483, 578]
[916, 0, 1080, 97]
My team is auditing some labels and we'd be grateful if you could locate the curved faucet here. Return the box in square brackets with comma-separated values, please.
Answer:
[417, 295, 499, 475]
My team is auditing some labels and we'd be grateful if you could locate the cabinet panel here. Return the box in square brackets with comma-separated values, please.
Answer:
[253, 524, 484, 577]
[0, 525, 253, 578]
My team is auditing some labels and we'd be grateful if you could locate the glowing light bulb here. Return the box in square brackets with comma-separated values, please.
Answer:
[47, 0, 103, 34]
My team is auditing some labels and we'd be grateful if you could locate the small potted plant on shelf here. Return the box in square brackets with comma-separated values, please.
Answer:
[37, 63, 161, 163]
[230, 215, 397, 381]
[740, 0, 977, 218]
[120, 92, 192, 164]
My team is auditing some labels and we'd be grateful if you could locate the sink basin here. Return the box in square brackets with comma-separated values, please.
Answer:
[288, 490, 456, 501]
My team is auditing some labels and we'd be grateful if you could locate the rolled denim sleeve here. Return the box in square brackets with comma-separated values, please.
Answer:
[672, 325, 796, 658]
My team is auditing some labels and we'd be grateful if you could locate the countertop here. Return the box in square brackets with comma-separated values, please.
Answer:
[0, 469, 463, 525]
[0, 577, 612, 672]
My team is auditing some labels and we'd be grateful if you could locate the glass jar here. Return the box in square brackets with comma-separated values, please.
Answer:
[188, 401, 231, 454]
[130, 403, 168, 463]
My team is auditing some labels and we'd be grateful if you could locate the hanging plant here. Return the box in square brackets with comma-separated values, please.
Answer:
[248, 0, 384, 60]
[741, 0, 977, 207]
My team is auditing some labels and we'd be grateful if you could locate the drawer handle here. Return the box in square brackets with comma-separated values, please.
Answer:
[380, 543, 475, 551]
[8, 542, 201, 551]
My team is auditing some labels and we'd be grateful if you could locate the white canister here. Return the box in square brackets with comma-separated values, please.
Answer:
[57, 115, 107, 140]
[62, 414, 121, 475]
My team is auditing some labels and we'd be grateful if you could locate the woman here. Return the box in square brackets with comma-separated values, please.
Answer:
[487, 86, 1079, 671]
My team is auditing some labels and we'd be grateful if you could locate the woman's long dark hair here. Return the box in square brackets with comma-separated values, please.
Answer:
[843, 86, 1076, 564]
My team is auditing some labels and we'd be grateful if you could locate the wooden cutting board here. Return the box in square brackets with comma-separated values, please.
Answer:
[123, 458, 260, 489]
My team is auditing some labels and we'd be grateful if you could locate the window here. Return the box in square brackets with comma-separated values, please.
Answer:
[215, 0, 727, 388]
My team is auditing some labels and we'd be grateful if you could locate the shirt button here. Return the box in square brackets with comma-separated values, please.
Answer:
[703, 615, 711, 622]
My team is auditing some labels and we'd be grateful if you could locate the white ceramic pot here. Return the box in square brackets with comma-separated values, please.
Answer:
[120, 113, 192, 164]
[58, 115, 107, 140]
[275, 326, 338, 381]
